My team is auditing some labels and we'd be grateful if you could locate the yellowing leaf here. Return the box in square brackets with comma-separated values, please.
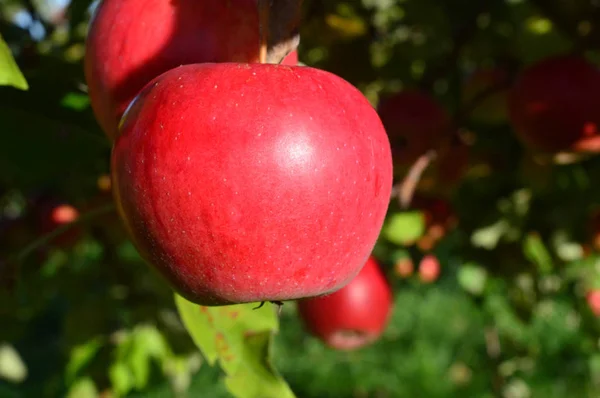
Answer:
[325, 14, 367, 38]
[0, 35, 28, 90]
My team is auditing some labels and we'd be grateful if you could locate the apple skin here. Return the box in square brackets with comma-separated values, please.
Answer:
[508, 54, 600, 153]
[296, 256, 393, 351]
[85, 0, 266, 139]
[111, 62, 393, 306]
[282, 51, 299, 66]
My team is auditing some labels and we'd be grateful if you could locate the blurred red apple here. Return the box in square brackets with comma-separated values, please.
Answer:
[297, 256, 393, 351]
[86, 0, 297, 139]
[111, 62, 393, 306]
[508, 54, 600, 153]
[36, 201, 81, 248]
[377, 90, 467, 194]
[586, 290, 600, 317]
[377, 89, 452, 171]
[394, 256, 414, 278]
[418, 254, 440, 283]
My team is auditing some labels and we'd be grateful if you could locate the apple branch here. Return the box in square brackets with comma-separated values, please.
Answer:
[0, 202, 116, 293]
[392, 150, 437, 209]
[257, 0, 303, 64]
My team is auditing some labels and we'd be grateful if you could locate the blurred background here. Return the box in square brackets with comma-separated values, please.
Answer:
[2, 0, 600, 397]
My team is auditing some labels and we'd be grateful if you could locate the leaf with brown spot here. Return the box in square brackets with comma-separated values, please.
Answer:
[174, 295, 295, 398]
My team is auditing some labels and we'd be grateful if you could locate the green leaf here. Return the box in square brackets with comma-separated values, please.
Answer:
[225, 332, 295, 398]
[382, 211, 425, 245]
[109, 361, 133, 397]
[0, 343, 27, 383]
[65, 338, 104, 385]
[523, 232, 553, 274]
[174, 295, 296, 398]
[471, 220, 509, 250]
[457, 263, 488, 296]
[66, 377, 99, 398]
[0, 35, 28, 90]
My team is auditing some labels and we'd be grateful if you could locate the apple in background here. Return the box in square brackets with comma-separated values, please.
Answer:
[377, 89, 468, 195]
[35, 200, 82, 248]
[85, 0, 297, 139]
[586, 290, 600, 317]
[377, 89, 452, 172]
[111, 62, 393, 306]
[297, 256, 393, 351]
[418, 254, 440, 283]
[394, 256, 414, 278]
[462, 67, 510, 125]
[508, 54, 600, 153]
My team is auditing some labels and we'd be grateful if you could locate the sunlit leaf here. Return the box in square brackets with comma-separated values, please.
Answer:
[0, 343, 27, 383]
[382, 211, 426, 246]
[523, 232, 553, 274]
[174, 295, 296, 398]
[0, 35, 28, 90]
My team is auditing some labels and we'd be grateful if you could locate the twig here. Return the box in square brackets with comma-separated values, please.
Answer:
[393, 150, 437, 209]
[258, 0, 270, 63]
[256, 0, 303, 64]
[0, 202, 116, 292]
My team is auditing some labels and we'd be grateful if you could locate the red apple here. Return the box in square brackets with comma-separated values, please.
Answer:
[508, 54, 600, 153]
[394, 256, 414, 278]
[296, 256, 393, 350]
[418, 254, 440, 283]
[111, 62, 393, 306]
[36, 201, 81, 248]
[281, 51, 299, 66]
[86, 0, 295, 139]
[462, 68, 510, 125]
[377, 90, 452, 171]
[586, 290, 600, 317]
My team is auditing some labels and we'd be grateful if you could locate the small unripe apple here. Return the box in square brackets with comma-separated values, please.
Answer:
[508, 54, 600, 153]
[112, 63, 393, 306]
[297, 256, 393, 350]
[418, 254, 440, 283]
[85, 0, 297, 138]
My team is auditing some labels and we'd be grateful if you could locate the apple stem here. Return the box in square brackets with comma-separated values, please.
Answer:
[394, 150, 437, 209]
[258, 0, 270, 64]
[2, 202, 116, 283]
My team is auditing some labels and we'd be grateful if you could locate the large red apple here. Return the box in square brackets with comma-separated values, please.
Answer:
[508, 54, 600, 153]
[111, 62, 393, 306]
[85, 0, 297, 139]
[296, 256, 393, 350]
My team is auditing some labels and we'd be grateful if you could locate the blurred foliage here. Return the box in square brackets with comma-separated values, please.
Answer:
[1, 0, 600, 397]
